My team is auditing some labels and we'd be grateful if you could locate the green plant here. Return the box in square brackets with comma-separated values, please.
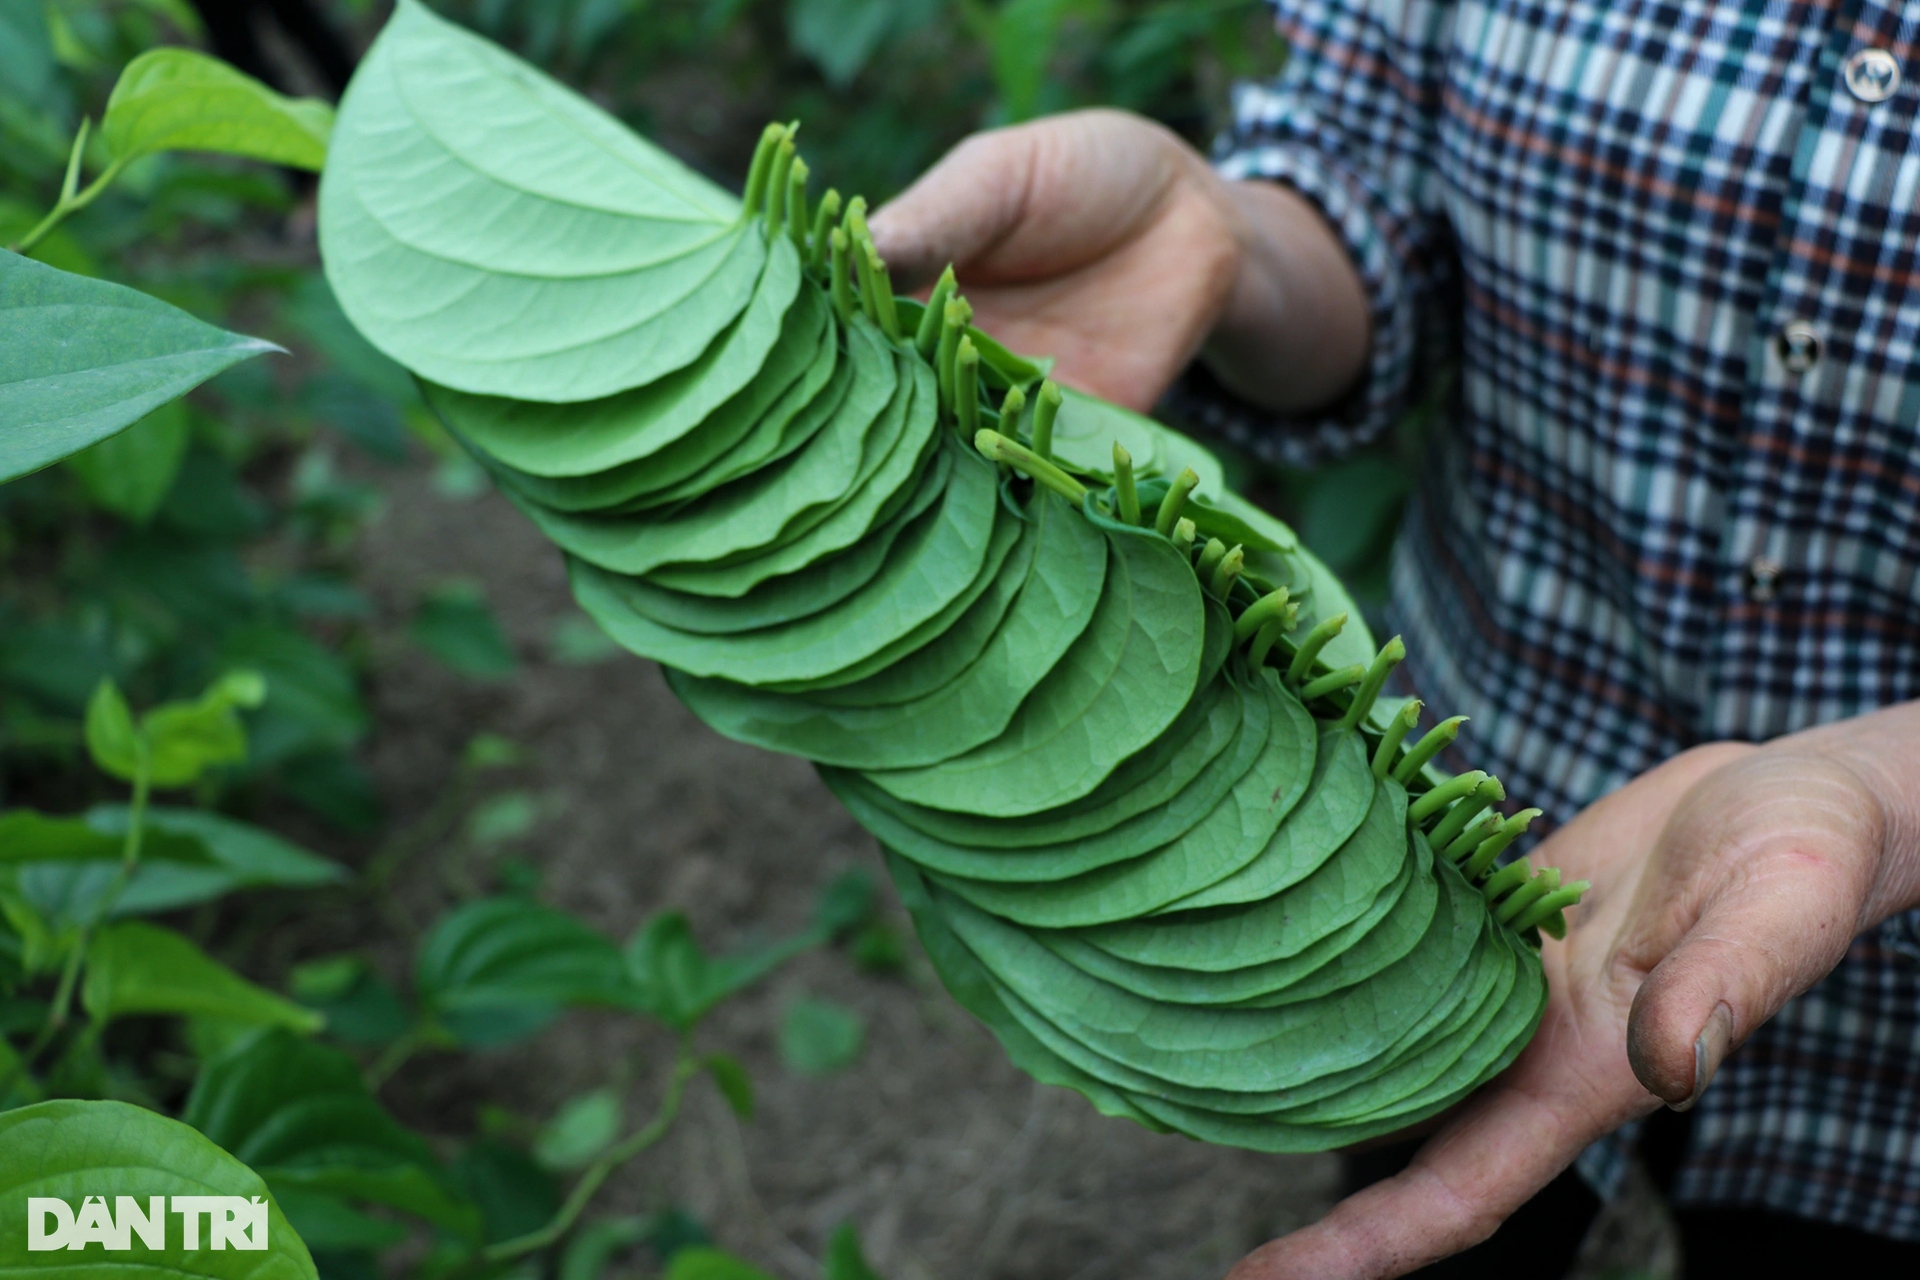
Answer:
[3, 19, 902, 1280]
[0, 667, 893, 1279]
[318, 1, 1587, 1155]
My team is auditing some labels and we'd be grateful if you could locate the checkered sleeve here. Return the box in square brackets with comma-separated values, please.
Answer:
[1169, 0, 1459, 467]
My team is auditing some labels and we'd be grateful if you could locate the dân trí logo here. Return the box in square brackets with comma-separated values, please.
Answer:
[26, 1196, 269, 1251]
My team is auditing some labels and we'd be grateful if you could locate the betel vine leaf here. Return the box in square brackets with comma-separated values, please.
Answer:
[0, 252, 279, 484]
[319, 0, 1589, 1153]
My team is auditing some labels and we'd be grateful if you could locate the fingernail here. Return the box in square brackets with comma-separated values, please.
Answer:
[1669, 1002, 1734, 1112]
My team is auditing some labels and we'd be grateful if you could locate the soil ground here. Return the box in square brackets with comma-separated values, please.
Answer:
[326, 454, 1675, 1280]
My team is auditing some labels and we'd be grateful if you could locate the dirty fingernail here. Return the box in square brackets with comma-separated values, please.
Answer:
[1669, 1002, 1734, 1112]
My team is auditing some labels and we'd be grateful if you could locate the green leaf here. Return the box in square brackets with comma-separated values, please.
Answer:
[416, 897, 632, 1046]
[274, 1189, 410, 1252]
[102, 47, 333, 170]
[64, 398, 190, 522]
[466, 791, 539, 844]
[449, 1140, 557, 1246]
[813, 868, 878, 937]
[0, 251, 277, 483]
[557, 1216, 652, 1280]
[140, 668, 268, 787]
[83, 679, 141, 782]
[285, 957, 410, 1048]
[981, 0, 1080, 121]
[823, 1223, 884, 1280]
[183, 1028, 482, 1239]
[704, 1054, 754, 1119]
[409, 582, 516, 679]
[778, 997, 864, 1076]
[321, 0, 760, 401]
[787, 0, 895, 86]
[0, 1099, 320, 1280]
[0, 809, 212, 866]
[625, 912, 813, 1032]
[82, 806, 349, 916]
[0, 0, 58, 110]
[82, 920, 323, 1031]
[665, 1249, 778, 1280]
[550, 613, 621, 665]
[531, 1087, 622, 1170]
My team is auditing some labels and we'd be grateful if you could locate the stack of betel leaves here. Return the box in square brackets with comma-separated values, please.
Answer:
[319, 0, 1589, 1152]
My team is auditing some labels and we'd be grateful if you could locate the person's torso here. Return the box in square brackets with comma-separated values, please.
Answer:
[1399, 0, 1920, 817]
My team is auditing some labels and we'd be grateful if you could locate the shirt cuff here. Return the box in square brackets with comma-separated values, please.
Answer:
[1163, 135, 1429, 469]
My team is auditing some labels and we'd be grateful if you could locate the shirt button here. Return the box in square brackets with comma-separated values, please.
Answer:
[1775, 319, 1822, 373]
[1745, 556, 1783, 602]
[1844, 48, 1902, 103]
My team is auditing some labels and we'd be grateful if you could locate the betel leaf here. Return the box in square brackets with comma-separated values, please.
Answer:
[0, 809, 214, 866]
[82, 806, 349, 916]
[140, 669, 268, 787]
[822, 1224, 884, 1280]
[64, 398, 191, 523]
[665, 1250, 778, 1280]
[0, 251, 278, 483]
[626, 911, 815, 1031]
[82, 921, 323, 1032]
[102, 47, 333, 170]
[320, 0, 760, 402]
[531, 1087, 622, 1170]
[415, 896, 632, 1046]
[0, 1099, 320, 1280]
[778, 997, 864, 1076]
[183, 1029, 482, 1239]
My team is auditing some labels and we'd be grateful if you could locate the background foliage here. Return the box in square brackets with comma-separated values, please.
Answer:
[0, 2, 1421, 1277]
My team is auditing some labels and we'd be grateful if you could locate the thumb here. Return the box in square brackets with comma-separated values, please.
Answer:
[1621, 751, 1886, 1107]
[868, 127, 1039, 291]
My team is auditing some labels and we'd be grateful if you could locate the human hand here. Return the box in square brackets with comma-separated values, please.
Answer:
[868, 109, 1367, 413]
[1228, 722, 1916, 1279]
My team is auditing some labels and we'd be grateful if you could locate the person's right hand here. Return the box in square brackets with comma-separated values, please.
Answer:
[867, 109, 1249, 412]
[869, 108, 1371, 415]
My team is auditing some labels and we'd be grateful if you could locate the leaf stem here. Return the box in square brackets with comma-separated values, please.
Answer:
[786, 158, 810, 250]
[1113, 445, 1140, 524]
[828, 229, 854, 323]
[1391, 714, 1467, 785]
[1427, 775, 1504, 848]
[808, 189, 840, 274]
[1298, 663, 1364, 701]
[1337, 635, 1406, 731]
[1371, 699, 1421, 780]
[955, 338, 980, 435]
[1461, 808, 1540, 880]
[1232, 587, 1291, 643]
[364, 1022, 436, 1091]
[1152, 469, 1199, 536]
[1031, 381, 1061, 460]
[10, 151, 126, 256]
[738, 123, 785, 225]
[1168, 516, 1196, 557]
[973, 431, 1087, 502]
[915, 265, 956, 358]
[482, 1045, 704, 1264]
[1511, 880, 1590, 933]
[1408, 769, 1487, 824]
[1284, 613, 1348, 685]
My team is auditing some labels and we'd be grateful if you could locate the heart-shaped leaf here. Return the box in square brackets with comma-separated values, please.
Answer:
[0, 1098, 320, 1280]
[1, 252, 278, 483]
[102, 47, 333, 170]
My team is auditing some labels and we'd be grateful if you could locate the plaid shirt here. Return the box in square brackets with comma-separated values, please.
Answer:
[1176, 0, 1920, 1239]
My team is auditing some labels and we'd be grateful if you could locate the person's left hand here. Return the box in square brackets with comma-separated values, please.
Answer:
[1228, 714, 1918, 1279]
